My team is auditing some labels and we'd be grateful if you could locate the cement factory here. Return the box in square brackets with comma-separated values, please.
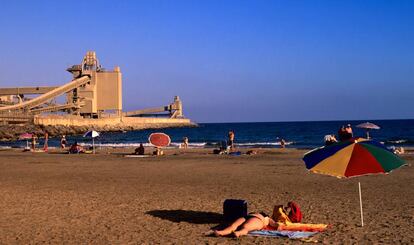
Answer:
[0, 51, 193, 128]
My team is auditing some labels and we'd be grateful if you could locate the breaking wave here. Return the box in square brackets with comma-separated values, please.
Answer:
[78, 141, 294, 148]
[387, 139, 407, 144]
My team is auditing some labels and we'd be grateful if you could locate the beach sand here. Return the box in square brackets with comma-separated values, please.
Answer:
[0, 148, 413, 244]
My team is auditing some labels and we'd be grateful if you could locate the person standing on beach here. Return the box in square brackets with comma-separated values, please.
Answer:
[280, 138, 286, 148]
[228, 131, 235, 150]
[60, 135, 67, 149]
[43, 132, 49, 152]
[182, 137, 189, 149]
[31, 134, 37, 151]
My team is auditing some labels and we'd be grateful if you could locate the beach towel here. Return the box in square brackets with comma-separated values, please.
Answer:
[229, 151, 241, 156]
[275, 223, 328, 232]
[124, 155, 150, 158]
[263, 222, 328, 232]
[249, 230, 317, 239]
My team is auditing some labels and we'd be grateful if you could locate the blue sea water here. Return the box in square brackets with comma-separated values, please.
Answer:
[1, 119, 413, 149]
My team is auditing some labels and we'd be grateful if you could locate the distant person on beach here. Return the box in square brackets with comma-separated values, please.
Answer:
[280, 138, 286, 148]
[31, 134, 37, 151]
[345, 124, 353, 138]
[228, 131, 235, 150]
[338, 124, 353, 141]
[246, 150, 258, 155]
[324, 135, 337, 146]
[213, 140, 230, 154]
[135, 143, 145, 155]
[60, 135, 67, 149]
[43, 132, 49, 152]
[182, 137, 189, 149]
[394, 147, 405, 155]
[153, 147, 164, 156]
[69, 141, 85, 154]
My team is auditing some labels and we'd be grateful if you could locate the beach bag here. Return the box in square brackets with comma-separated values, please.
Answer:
[287, 201, 302, 223]
[223, 199, 248, 223]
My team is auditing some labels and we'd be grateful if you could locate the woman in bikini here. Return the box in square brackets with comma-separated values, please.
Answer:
[213, 212, 277, 237]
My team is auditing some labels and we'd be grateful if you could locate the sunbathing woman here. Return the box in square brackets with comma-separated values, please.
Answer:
[213, 212, 277, 237]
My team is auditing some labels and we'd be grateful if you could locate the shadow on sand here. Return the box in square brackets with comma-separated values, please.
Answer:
[146, 209, 223, 224]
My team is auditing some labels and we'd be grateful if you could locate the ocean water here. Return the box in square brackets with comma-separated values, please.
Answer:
[1, 119, 413, 149]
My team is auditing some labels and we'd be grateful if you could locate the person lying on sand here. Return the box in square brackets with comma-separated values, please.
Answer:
[246, 150, 257, 155]
[394, 147, 405, 155]
[213, 212, 277, 238]
[210, 203, 301, 238]
[69, 141, 85, 154]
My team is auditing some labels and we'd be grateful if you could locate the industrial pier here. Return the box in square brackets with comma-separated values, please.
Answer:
[0, 52, 194, 131]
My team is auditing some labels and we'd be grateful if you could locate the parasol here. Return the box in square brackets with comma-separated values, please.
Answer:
[356, 122, 380, 139]
[303, 138, 405, 226]
[83, 130, 100, 154]
[149, 132, 171, 147]
[19, 133, 33, 149]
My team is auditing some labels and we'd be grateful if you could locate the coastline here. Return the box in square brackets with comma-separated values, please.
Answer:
[0, 121, 197, 141]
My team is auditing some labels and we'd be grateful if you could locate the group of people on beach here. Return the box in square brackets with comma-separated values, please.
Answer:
[324, 124, 354, 146]
[179, 130, 286, 155]
[28, 133, 87, 154]
[338, 124, 353, 141]
[29, 132, 49, 152]
[59, 135, 87, 154]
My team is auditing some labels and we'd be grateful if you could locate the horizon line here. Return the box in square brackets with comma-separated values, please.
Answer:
[196, 118, 414, 124]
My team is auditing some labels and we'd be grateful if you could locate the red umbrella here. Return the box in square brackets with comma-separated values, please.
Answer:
[149, 133, 171, 147]
[19, 133, 33, 139]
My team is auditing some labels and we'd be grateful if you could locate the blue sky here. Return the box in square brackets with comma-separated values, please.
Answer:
[0, 0, 413, 123]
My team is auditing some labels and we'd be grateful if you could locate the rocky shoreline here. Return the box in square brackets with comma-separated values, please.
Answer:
[0, 123, 197, 141]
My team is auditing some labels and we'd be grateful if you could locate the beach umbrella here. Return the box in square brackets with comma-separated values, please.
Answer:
[149, 132, 171, 147]
[356, 122, 380, 139]
[303, 138, 405, 226]
[83, 130, 100, 154]
[149, 132, 171, 156]
[19, 133, 33, 149]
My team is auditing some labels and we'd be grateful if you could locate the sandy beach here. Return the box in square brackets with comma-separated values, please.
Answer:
[0, 147, 413, 244]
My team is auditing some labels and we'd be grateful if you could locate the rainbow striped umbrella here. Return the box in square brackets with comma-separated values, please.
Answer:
[303, 138, 405, 178]
[303, 138, 406, 226]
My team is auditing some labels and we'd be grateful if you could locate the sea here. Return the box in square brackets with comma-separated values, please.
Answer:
[1, 119, 413, 149]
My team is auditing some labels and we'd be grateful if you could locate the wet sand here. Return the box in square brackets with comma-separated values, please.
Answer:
[0, 148, 413, 244]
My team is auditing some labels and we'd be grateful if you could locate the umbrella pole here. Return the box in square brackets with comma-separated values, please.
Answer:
[358, 182, 364, 227]
[93, 138, 95, 154]
[366, 130, 370, 139]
